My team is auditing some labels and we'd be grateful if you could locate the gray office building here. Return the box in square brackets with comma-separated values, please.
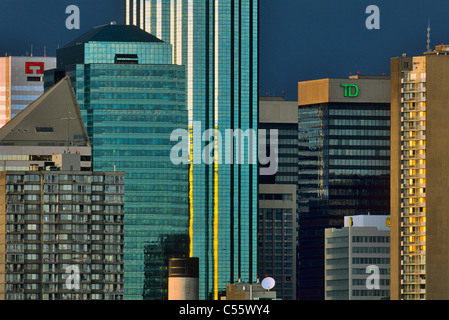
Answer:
[324, 215, 390, 300]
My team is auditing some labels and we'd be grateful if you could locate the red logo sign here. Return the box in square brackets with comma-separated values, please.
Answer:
[25, 62, 45, 74]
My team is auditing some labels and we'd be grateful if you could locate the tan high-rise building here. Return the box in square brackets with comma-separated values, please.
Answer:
[391, 45, 449, 300]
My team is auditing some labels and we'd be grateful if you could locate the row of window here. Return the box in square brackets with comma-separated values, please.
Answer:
[6, 223, 122, 232]
[6, 174, 122, 184]
[328, 109, 390, 117]
[11, 194, 120, 203]
[259, 251, 294, 257]
[259, 244, 295, 254]
[11, 85, 43, 91]
[258, 193, 293, 201]
[7, 243, 121, 252]
[11, 95, 41, 101]
[6, 184, 124, 194]
[329, 129, 390, 137]
[329, 139, 390, 146]
[6, 233, 121, 242]
[329, 119, 390, 126]
[329, 159, 389, 167]
[7, 253, 122, 262]
[326, 246, 390, 255]
[352, 258, 390, 265]
[6, 293, 121, 300]
[329, 149, 390, 157]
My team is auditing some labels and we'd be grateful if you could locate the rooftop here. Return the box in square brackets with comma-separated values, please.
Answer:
[0, 76, 89, 147]
[64, 23, 163, 47]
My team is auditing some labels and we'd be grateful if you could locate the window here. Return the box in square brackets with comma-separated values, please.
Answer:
[35, 127, 54, 133]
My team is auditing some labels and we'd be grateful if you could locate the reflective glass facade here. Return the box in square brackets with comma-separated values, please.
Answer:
[47, 25, 189, 300]
[297, 101, 390, 300]
[126, 0, 259, 299]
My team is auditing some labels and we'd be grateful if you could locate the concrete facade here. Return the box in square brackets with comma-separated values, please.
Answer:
[325, 215, 390, 300]
[258, 97, 297, 300]
[0, 165, 125, 300]
[0, 56, 56, 127]
[391, 45, 449, 300]
[298, 76, 391, 106]
[222, 281, 277, 300]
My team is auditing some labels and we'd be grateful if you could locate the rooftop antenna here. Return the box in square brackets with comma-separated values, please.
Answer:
[61, 112, 75, 153]
[427, 20, 431, 51]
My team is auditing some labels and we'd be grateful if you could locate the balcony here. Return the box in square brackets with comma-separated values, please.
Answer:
[401, 124, 426, 131]
[401, 115, 426, 122]
[401, 153, 426, 161]
[401, 163, 426, 170]
[401, 259, 426, 266]
[401, 77, 426, 84]
[401, 105, 426, 113]
[401, 220, 426, 228]
[402, 86, 426, 93]
[401, 172, 426, 179]
[400, 230, 426, 237]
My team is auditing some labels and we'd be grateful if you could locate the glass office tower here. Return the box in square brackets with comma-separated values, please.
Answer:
[45, 24, 189, 300]
[125, 0, 259, 299]
[297, 76, 391, 300]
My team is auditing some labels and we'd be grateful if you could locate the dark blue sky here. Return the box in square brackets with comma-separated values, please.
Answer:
[1, 0, 449, 100]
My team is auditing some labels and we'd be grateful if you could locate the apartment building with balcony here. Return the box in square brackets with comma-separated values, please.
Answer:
[0, 75, 124, 300]
[0, 158, 125, 300]
[391, 45, 449, 300]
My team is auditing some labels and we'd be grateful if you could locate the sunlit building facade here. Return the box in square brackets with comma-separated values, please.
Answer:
[125, 0, 259, 300]
[45, 24, 189, 300]
[0, 56, 56, 127]
[391, 45, 449, 300]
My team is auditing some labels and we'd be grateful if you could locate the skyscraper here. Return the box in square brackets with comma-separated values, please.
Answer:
[297, 75, 391, 300]
[45, 24, 189, 300]
[125, 1, 259, 300]
[0, 56, 56, 127]
[258, 97, 297, 300]
[390, 45, 449, 300]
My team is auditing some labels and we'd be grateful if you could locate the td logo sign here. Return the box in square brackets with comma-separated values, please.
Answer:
[341, 84, 359, 97]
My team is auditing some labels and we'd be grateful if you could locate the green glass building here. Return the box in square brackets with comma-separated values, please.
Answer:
[45, 24, 189, 300]
[126, 1, 259, 299]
